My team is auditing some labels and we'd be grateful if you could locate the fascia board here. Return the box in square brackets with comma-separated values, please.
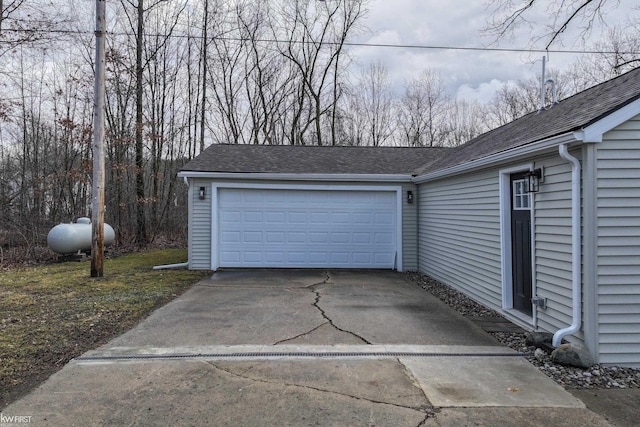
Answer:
[177, 171, 413, 182]
[574, 97, 640, 143]
[412, 132, 577, 184]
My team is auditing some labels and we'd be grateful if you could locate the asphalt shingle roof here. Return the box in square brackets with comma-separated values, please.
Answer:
[181, 145, 452, 175]
[181, 67, 640, 177]
[419, 66, 640, 175]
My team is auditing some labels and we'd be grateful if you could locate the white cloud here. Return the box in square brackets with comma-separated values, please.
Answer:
[457, 79, 510, 102]
[350, 0, 637, 101]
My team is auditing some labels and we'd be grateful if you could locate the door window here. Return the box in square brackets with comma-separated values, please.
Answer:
[512, 179, 531, 210]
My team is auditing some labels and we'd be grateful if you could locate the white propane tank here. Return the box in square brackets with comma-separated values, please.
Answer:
[47, 217, 115, 254]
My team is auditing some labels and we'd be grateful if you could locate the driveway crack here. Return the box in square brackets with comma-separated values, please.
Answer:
[307, 271, 372, 345]
[206, 361, 431, 415]
[273, 321, 330, 345]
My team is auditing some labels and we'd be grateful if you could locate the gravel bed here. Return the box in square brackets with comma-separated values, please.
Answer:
[407, 272, 640, 390]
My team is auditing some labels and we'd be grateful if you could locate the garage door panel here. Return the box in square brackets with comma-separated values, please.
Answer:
[266, 252, 284, 262]
[288, 232, 306, 243]
[375, 232, 394, 244]
[243, 231, 262, 243]
[220, 252, 241, 263]
[218, 188, 397, 268]
[375, 253, 394, 264]
[353, 212, 372, 224]
[331, 212, 350, 223]
[309, 232, 329, 243]
[353, 253, 372, 263]
[376, 212, 394, 224]
[331, 252, 350, 262]
[310, 212, 329, 223]
[220, 231, 241, 243]
[353, 233, 371, 244]
[221, 211, 241, 223]
[244, 211, 262, 222]
[266, 231, 285, 243]
[332, 232, 350, 243]
[288, 252, 306, 263]
[265, 212, 285, 223]
[288, 212, 307, 223]
[243, 252, 262, 263]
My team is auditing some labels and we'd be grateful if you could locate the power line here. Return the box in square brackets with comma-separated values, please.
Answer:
[2, 27, 638, 56]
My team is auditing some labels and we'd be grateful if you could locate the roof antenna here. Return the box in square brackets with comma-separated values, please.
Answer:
[540, 54, 558, 111]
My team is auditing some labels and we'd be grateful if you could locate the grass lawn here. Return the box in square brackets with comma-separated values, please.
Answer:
[0, 249, 211, 409]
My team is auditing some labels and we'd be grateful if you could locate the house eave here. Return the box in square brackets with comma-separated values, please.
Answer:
[412, 132, 578, 184]
[177, 171, 414, 183]
[574, 97, 640, 143]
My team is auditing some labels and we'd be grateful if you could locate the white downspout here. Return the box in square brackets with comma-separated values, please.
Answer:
[553, 144, 582, 347]
[152, 262, 189, 270]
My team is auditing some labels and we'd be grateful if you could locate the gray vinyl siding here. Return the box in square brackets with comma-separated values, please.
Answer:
[595, 115, 640, 367]
[189, 179, 212, 270]
[417, 169, 503, 311]
[416, 154, 581, 335]
[531, 153, 582, 341]
[402, 182, 418, 271]
[188, 178, 416, 271]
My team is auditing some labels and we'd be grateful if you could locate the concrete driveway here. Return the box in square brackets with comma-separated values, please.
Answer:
[3, 270, 610, 426]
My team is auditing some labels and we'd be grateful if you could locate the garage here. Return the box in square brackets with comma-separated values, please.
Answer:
[216, 188, 398, 269]
[179, 144, 430, 272]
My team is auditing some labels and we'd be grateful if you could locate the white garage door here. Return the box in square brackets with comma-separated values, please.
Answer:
[217, 188, 397, 268]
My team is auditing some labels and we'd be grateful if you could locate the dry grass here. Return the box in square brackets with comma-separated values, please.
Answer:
[0, 249, 210, 408]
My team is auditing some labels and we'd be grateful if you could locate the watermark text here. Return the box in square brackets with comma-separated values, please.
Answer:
[0, 413, 32, 424]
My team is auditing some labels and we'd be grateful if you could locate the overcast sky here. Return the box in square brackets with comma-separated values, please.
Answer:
[349, 0, 636, 101]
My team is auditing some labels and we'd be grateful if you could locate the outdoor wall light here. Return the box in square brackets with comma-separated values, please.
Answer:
[524, 168, 543, 193]
[199, 186, 206, 200]
[407, 190, 414, 204]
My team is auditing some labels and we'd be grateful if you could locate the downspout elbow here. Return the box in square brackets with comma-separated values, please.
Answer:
[553, 144, 582, 347]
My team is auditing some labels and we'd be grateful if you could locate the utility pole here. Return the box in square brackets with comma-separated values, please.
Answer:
[91, 0, 106, 277]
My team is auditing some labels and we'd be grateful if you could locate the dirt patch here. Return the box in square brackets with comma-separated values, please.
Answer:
[0, 249, 210, 409]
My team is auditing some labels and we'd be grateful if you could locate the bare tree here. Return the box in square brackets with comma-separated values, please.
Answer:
[209, 27, 249, 144]
[0, 0, 199, 256]
[442, 99, 487, 147]
[566, 25, 640, 89]
[484, 68, 572, 128]
[0, 0, 71, 57]
[235, 2, 299, 145]
[349, 62, 394, 146]
[483, 0, 630, 49]
[119, 0, 184, 245]
[397, 69, 451, 147]
[485, 81, 536, 127]
[274, 0, 364, 145]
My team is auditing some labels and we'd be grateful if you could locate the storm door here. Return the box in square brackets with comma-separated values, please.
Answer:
[510, 172, 533, 316]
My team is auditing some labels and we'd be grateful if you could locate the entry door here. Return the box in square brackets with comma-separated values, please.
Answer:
[510, 173, 533, 315]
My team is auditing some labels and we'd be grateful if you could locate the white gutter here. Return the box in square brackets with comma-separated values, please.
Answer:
[553, 143, 582, 347]
[413, 132, 576, 184]
[177, 171, 413, 183]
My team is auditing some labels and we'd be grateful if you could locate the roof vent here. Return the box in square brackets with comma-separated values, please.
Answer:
[539, 56, 558, 111]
